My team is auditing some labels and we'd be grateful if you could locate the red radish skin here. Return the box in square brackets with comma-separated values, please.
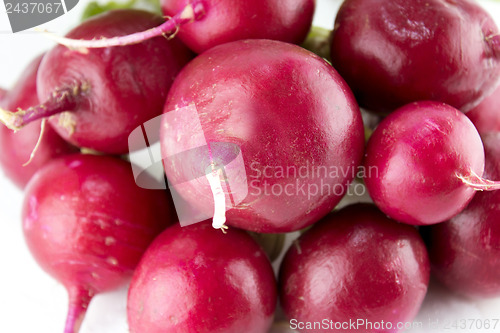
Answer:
[45, 0, 315, 54]
[160, 39, 365, 233]
[279, 204, 430, 333]
[0, 10, 193, 154]
[0, 55, 78, 188]
[127, 222, 277, 333]
[330, 0, 500, 114]
[22, 154, 173, 333]
[424, 133, 500, 298]
[0, 88, 6, 101]
[161, 0, 316, 53]
[466, 84, 500, 135]
[364, 101, 500, 226]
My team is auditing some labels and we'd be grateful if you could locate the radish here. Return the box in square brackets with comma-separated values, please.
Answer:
[330, 0, 500, 114]
[127, 222, 277, 333]
[0, 88, 6, 101]
[424, 133, 500, 298]
[22, 154, 173, 333]
[279, 203, 430, 333]
[160, 39, 365, 233]
[364, 101, 500, 226]
[466, 84, 500, 135]
[0, 55, 78, 188]
[44, 0, 315, 53]
[0, 9, 193, 154]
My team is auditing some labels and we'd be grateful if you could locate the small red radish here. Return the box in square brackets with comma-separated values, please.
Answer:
[424, 133, 500, 298]
[45, 0, 315, 53]
[466, 84, 500, 135]
[330, 0, 500, 114]
[127, 222, 277, 333]
[0, 55, 78, 188]
[0, 9, 193, 154]
[279, 204, 430, 333]
[22, 154, 173, 333]
[364, 101, 500, 226]
[160, 39, 364, 233]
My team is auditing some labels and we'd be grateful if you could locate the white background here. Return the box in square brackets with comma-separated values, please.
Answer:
[1, 0, 500, 332]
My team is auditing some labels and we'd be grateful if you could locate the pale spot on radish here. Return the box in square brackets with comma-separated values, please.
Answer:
[105, 236, 116, 246]
[107, 257, 119, 266]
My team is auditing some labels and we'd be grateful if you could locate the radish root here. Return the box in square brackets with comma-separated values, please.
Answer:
[0, 85, 84, 131]
[22, 118, 47, 167]
[457, 170, 500, 191]
[41, 2, 206, 50]
[64, 287, 94, 333]
[206, 166, 228, 233]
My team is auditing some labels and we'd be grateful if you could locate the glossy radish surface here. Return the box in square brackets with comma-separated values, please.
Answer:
[424, 133, 500, 298]
[127, 222, 277, 333]
[279, 204, 430, 333]
[22, 154, 173, 333]
[161, 0, 315, 53]
[48, 0, 315, 54]
[466, 84, 500, 135]
[330, 0, 500, 114]
[0, 55, 78, 188]
[364, 101, 500, 226]
[160, 39, 365, 233]
[0, 9, 193, 154]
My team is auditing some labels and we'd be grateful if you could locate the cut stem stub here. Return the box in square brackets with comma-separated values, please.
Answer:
[0, 85, 83, 131]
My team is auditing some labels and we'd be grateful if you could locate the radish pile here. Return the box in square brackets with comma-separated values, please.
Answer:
[0, 0, 500, 332]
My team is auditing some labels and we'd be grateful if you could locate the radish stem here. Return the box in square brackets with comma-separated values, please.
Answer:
[0, 85, 84, 131]
[457, 170, 500, 191]
[22, 119, 47, 167]
[43, 2, 206, 50]
[64, 286, 94, 333]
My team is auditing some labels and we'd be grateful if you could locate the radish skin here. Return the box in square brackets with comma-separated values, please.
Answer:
[424, 133, 500, 298]
[279, 204, 430, 333]
[466, 84, 500, 135]
[0, 10, 193, 154]
[0, 55, 78, 188]
[127, 222, 277, 333]
[364, 101, 500, 226]
[22, 154, 174, 333]
[161, 39, 364, 233]
[330, 0, 500, 114]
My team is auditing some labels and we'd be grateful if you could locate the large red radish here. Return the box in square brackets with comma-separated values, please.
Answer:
[22, 154, 173, 333]
[424, 133, 500, 298]
[0, 55, 78, 188]
[160, 39, 365, 233]
[127, 222, 277, 333]
[0, 10, 193, 154]
[279, 204, 430, 333]
[330, 0, 500, 114]
[44, 0, 315, 54]
[364, 101, 500, 226]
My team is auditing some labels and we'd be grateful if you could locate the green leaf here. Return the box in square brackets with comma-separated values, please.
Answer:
[301, 26, 332, 61]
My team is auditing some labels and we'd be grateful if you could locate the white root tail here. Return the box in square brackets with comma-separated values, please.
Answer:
[457, 169, 500, 191]
[206, 166, 228, 233]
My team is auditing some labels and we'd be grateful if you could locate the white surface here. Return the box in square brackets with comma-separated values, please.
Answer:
[1, 0, 500, 332]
